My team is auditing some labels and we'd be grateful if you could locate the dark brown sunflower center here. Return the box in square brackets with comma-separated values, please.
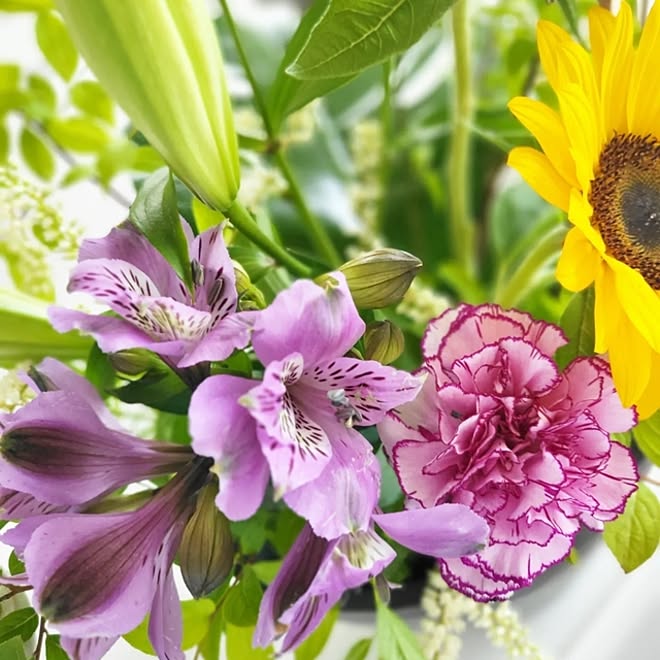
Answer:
[590, 133, 660, 288]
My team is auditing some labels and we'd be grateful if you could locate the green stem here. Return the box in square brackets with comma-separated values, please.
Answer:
[494, 224, 566, 308]
[378, 58, 393, 234]
[224, 200, 311, 278]
[448, 0, 475, 278]
[274, 150, 341, 267]
[219, 0, 273, 137]
[219, 0, 340, 267]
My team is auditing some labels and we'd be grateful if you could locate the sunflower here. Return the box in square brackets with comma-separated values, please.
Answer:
[508, 2, 660, 419]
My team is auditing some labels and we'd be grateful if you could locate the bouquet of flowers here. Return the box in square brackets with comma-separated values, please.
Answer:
[0, 0, 658, 658]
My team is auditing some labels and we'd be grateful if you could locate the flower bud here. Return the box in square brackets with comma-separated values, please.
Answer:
[179, 480, 234, 598]
[233, 261, 266, 311]
[338, 249, 422, 309]
[364, 321, 404, 365]
[108, 349, 156, 377]
[55, 0, 240, 211]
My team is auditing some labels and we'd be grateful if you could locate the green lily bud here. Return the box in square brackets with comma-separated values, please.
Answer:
[55, 0, 240, 211]
[179, 480, 234, 599]
[233, 260, 266, 310]
[364, 321, 405, 365]
[338, 249, 422, 309]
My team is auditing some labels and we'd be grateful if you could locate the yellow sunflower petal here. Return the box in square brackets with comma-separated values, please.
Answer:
[593, 262, 615, 353]
[554, 40, 603, 145]
[588, 6, 616, 85]
[607, 313, 652, 408]
[598, 2, 633, 135]
[556, 227, 600, 291]
[628, 0, 660, 136]
[508, 97, 579, 189]
[556, 83, 600, 192]
[633, 351, 660, 419]
[566, 189, 606, 252]
[537, 20, 572, 90]
[606, 255, 660, 353]
[507, 147, 571, 212]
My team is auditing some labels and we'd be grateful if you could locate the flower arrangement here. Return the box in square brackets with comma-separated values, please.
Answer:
[0, 0, 658, 658]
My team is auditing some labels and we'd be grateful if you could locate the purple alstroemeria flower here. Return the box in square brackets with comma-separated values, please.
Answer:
[189, 273, 423, 539]
[2, 456, 211, 660]
[0, 358, 192, 507]
[49, 221, 251, 367]
[254, 503, 489, 652]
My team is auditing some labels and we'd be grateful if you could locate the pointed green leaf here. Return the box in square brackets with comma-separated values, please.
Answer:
[632, 411, 660, 466]
[603, 483, 660, 573]
[0, 637, 26, 660]
[124, 599, 215, 655]
[129, 168, 193, 291]
[223, 567, 263, 628]
[287, 0, 456, 80]
[24, 74, 57, 121]
[45, 635, 69, 660]
[111, 367, 191, 414]
[70, 80, 114, 122]
[0, 608, 38, 645]
[295, 607, 339, 660]
[345, 638, 372, 660]
[19, 127, 54, 180]
[555, 286, 595, 369]
[45, 116, 110, 152]
[35, 10, 78, 80]
[268, 0, 354, 131]
[376, 598, 425, 660]
[198, 607, 224, 660]
[225, 623, 271, 660]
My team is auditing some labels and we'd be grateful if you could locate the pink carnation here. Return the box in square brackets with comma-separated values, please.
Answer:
[378, 304, 638, 601]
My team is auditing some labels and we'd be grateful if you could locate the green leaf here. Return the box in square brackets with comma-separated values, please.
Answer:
[24, 74, 56, 120]
[124, 599, 215, 655]
[376, 598, 424, 660]
[129, 168, 193, 291]
[555, 286, 595, 369]
[35, 10, 78, 80]
[632, 411, 660, 466]
[19, 127, 54, 180]
[268, 0, 354, 131]
[223, 567, 263, 628]
[0, 608, 38, 645]
[251, 560, 282, 586]
[0, 0, 51, 10]
[45, 635, 69, 660]
[287, 0, 456, 80]
[295, 607, 339, 660]
[193, 196, 224, 232]
[603, 483, 660, 573]
[111, 366, 190, 414]
[198, 608, 224, 660]
[0, 122, 8, 162]
[0, 636, 27, 660]
[225, 623, 271, 660]
[45, 116, 110, 152]
[345, 638, 372, 660]
[231, 509, 269, 555]
[8, 552, 25, 576]
[0, 288, 91, 366]
[70, 80, 114, 122]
